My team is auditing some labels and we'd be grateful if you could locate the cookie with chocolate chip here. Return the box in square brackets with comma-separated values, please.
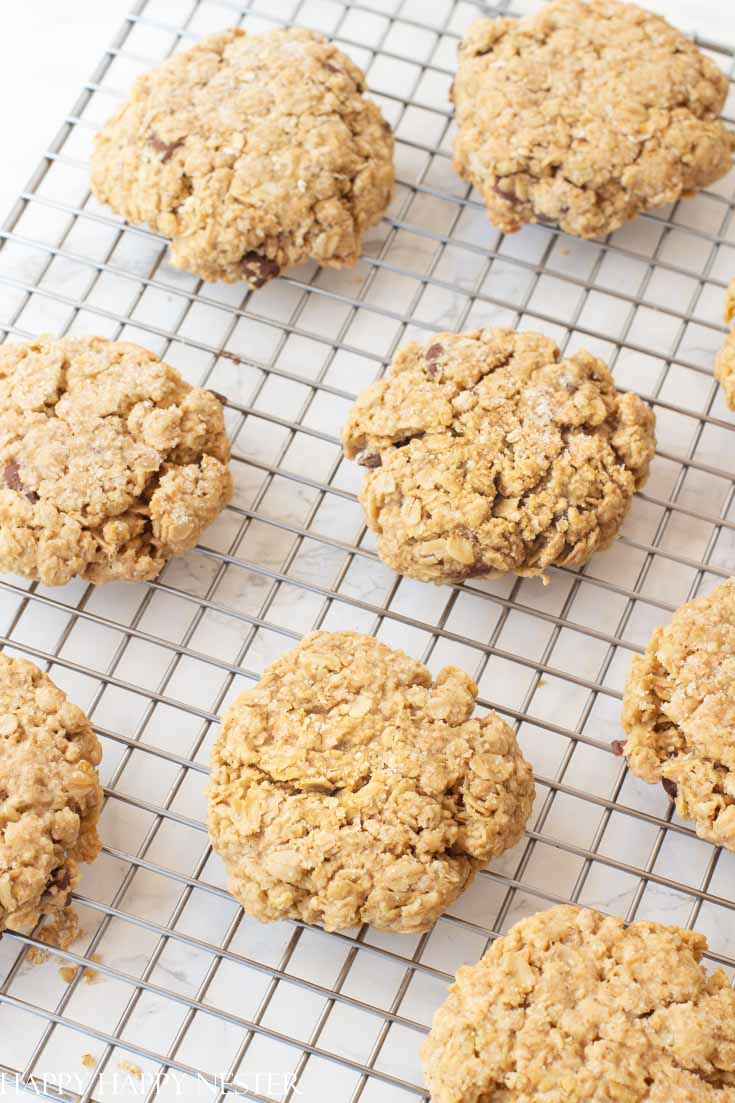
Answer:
[91, 27, 394, 287]
[342, 328, 655, 584]
[452, 0, 735, 239]
[621, 578, 735, 850]
[0, 335, 232, 586]
[0, 653, 102, 933]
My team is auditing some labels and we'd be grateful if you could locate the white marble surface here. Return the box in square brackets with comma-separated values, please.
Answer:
[0, 2, 130, 219]
[0, 1, 734, 1101]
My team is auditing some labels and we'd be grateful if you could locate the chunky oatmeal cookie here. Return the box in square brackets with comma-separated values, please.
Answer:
[422, 904, 735, 1103]
[91, 27, 394, 286]
[621, 578, 735, 850]
[452, 0, 735, 240]
[0, 653, 102, 934]
[715, 279, 735, 410]
[342, 328, 655, 584]
[0, 335, 232, 586]
[208, 631, 534, 933]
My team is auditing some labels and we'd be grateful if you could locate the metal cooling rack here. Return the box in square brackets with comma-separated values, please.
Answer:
[0, 0, 734, 1099]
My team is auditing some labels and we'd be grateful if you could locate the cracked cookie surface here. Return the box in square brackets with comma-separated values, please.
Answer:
[0, 654, 102, 934]
[208, 631, 534, 933]
[621, 578, 735, 850]
[342, 328, 655, 584]
[91, 27, 394, 286]
[452, 0, 735, 240]
[715, 279, 735, 410]
[422, 904, 735, 1103]
[0, 335, 232, 586]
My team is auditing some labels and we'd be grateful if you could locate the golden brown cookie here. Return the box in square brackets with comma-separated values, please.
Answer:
[342, 328, 655, 584]
[714, 279, 735, 410]
[0, 335, 232, 586]
[91, 27, 394, 286]
[621, 578, 735, 850]
[0, 653, 102, 934]
[208, 631, 534, 933]
[422, 904, 735, 1103]
[452, 0, 735, 239]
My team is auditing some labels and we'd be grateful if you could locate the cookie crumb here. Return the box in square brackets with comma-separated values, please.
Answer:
[26, 947, 51, 966]
[27, 906, 82, 965]
[118, 1061, 143, 1081]
[58, 951, 102, 985]
[84, 952, 103, 984]
[41, 907, 80, 950]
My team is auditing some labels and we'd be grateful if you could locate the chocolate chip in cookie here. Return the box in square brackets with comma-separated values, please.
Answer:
[356, 449, 382, 468]
[240, 251, 281, 289]
[661, 778, 678, 800]
[4, 459, 38, 503]
[149, 135, 183, 162]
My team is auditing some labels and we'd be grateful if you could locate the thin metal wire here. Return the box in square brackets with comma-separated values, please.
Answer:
[0, 1, 734, 1101]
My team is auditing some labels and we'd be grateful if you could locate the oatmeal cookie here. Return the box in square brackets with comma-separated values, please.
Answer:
[342, 328, 655, 585]
[621, 578, 735, 850]
[714, 279, 735, 410]
[452, 0, 735, 240]
[208, 631, 534, 933]
[91, 27, 394, 286]
[0, 335, 232, 586]
[0, 653, 102, 934]
[422, 904, 735, 1103]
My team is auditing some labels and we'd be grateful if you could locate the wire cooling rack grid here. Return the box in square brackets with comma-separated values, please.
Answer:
[0, 0, 734, 1099]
